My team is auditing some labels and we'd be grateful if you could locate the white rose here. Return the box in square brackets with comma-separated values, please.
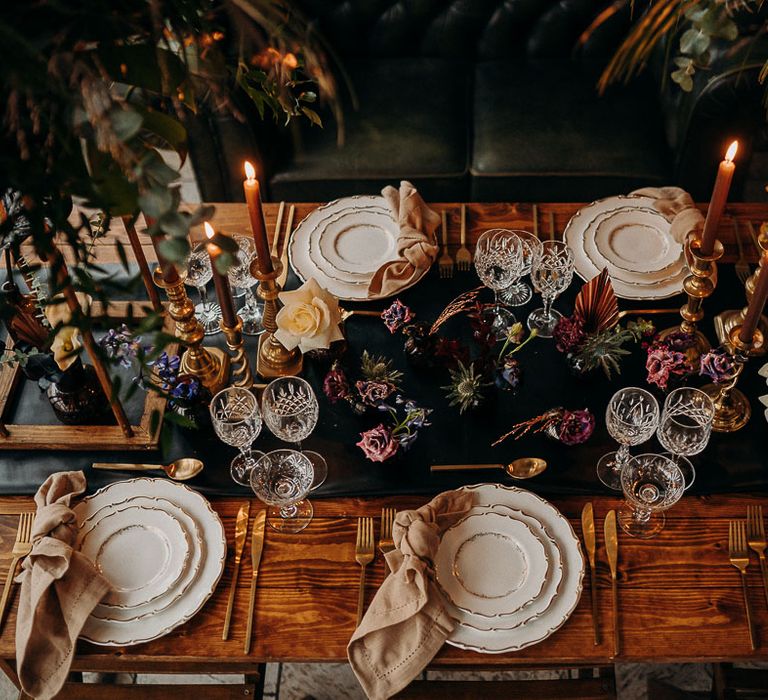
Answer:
[45, 293, 91, 371]
[274, 278, 343, 353]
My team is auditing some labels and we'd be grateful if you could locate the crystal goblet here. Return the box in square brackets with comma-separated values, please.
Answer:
[261, 376, 327, 490]
[250, 449, 314, 533]
[185, 243, 222, 336]
[618, 453, 685, 538]
[597, 387, 660, 491]
[527, 240, 574, 338]
[499, 230, 543, 306]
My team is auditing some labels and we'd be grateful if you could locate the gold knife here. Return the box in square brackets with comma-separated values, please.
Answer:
[276, 205, 295, 288]
[604, 509, 619, 657]
[581, 503, 600, 646]
[222, 502, 251, 640]
[244, 509, 267, 654]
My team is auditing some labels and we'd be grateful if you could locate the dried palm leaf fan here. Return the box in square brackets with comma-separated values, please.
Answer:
[573, 268, 619, 333]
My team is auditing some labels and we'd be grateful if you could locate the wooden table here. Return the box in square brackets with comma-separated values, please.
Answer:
[1, 492, 767, 692]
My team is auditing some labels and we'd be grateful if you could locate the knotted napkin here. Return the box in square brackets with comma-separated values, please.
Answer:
[16, 471, 110, 700]
[368, 181, 440, 298]
[348, 490, 474, 700]
[631, 186, 704, 245]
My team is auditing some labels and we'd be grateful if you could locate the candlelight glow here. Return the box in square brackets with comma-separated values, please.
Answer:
[204, 221, 215, 240]
[726, 141, 739, 162]
[244, 161, 256, 181]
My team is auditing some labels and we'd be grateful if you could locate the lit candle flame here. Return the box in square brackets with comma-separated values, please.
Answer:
[244, 161, 256, 182]
[726, 140, 738, 163]
[204, 221, 215, 240]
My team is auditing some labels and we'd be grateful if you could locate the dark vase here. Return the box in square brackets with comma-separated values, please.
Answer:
[46, 358, 112, 425]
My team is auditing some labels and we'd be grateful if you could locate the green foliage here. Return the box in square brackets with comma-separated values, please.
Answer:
[360, 350, 404, 386]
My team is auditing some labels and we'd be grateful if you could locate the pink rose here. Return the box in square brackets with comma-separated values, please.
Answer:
[357, 424, 399, 462]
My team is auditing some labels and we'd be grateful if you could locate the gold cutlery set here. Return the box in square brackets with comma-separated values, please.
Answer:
[271, 201, 296, 288]
[580, 503, 620, 656]
[437, 205, 472, 279]
[355, 508, 396, 626]
[221, 502, 267, 654]
[729, 505, 768, 650]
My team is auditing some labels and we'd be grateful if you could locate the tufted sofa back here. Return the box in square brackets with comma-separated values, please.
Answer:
[298, 0, 631, 62]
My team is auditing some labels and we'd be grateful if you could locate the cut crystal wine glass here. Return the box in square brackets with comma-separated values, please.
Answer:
[250, 449, 314, 533]
[210, 387, 265, 487]
[261, 377, 327, 490]
[185, 242, 222, 336]
[228, 236, 264, 336]
[499, 230, 543, 306]
[474, 229, 524, 340]
[618, 453, 685, 538]
[527, 240, 574, 338]
[597, 387, 660, 491]
[657, 387, 714, 490]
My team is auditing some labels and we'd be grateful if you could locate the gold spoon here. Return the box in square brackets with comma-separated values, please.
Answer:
[431, 457, 547, 480]
[92, 458, 204, 481]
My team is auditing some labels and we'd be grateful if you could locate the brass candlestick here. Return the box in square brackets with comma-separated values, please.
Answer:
[153, 268, 230, 393]
[249, 256, 302, 378]
[220, 316, 254, 389]
[657, 236, 723, 362]
[701, 324, 760, 432]
[714, 223, 768, 355]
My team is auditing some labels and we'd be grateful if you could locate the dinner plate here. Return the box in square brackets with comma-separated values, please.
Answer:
[446, 484, 584, 654]
[74, 478, 226, 646]
[78, 504, 190, 609]
[563, 195, 687, 300]
[435, 510, 548, 619]
[445, 504, 563, 633]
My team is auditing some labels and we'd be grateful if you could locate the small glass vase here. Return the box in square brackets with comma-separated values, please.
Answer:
[46, 358, 111, 425]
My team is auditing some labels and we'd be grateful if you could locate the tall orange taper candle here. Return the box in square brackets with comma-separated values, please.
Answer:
[739, 250, 768, 344]
[243, 161, 274, 275]
[204, 222, 238, 329]
[700, 140, 738, 256]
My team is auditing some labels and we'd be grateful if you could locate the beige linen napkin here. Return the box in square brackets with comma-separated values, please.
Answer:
[631, 186, 704, 244]
[368, 181, 440, 298]
[348, 490, 474, 700]
[16, 471, 110, 700]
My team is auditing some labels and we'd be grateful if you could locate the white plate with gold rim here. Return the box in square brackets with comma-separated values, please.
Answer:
[74, 478, 226, 647]
[435, 510, 548, 619]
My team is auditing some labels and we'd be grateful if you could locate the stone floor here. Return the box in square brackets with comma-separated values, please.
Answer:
[3, 661, 766, 699]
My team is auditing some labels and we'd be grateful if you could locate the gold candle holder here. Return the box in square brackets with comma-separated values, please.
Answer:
[701, 324, 760, 432]
[657, 236, 723, 362]
[153, 268, 230, 394]
[220, 316, 254, 389]
[249, 256, 303, 378]
[714, 223, 768, 355]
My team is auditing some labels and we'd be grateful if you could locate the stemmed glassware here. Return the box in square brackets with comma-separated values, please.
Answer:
[657, 387, 715, 490]
[228, 236, 265, 336]
[618, 453, 685, 538]
[210, 387, 265, 487]
[597, 387, 660, 491]
[474, 229, 524, 339]
[185, 242, 222, 336]
[499, 230, 543, 306]
[527, 240, 574, 338]
[250, 449, 314, 533]
[261, 377, 327, 490]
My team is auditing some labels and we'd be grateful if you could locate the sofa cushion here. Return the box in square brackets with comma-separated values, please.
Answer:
[471, 61, 672, 202]
[269, 58, 469, 202]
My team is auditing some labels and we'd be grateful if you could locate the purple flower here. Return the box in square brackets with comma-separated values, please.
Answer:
[154, 352, 181, 386]
[323, 363, 350, 403]
[170, 374, 201, 404]
[356, 380, 396, 406]
[700, 348, 736, 384]
[553, 316, 586, 354]
[357, 424, 400, 462]
[558, 409, 595, 446]
[495, 357, 522, 392]
[100, 324, 143, 368]
[646, 343, 691, 391]
[381, 299, 414, 334]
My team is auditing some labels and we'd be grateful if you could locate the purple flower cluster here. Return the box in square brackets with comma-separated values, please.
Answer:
[100, 324, 143, 369]
[322, 364, 350, 403]
[553, 316, 586, 354]
[645, 338, 694, 391]
[154, 351, 181, 387]
[700, 348, 736, 384]
[356, 380, 396, 406]
[170, 375, 201, 403]
[381, 299, 414, 334]
[356, 397, 433, 462]
[557, 408, 595, 446]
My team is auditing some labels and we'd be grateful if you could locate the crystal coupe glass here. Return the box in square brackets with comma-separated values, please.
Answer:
[250, 449, 314, 533]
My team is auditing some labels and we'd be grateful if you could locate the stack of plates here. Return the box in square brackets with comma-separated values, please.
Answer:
[436, 484, 584, 654]
[73, 478, 226, 647]
[289, 196, 429, 301]
[563, 195, 688, 300]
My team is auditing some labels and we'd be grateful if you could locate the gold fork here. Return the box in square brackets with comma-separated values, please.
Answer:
[270, 201, 286, 258]
[747, 505, 768, 607]
[355, 516, 374, 626]
[276, 204, 295, 288]
[734, 219, 752, 286]
[379, 508, 396, 555]
[0, 512, 34, 627]
[455, 204, 472, 271]
[438, 211, 454, 279]
[729, 519, 757, 650]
